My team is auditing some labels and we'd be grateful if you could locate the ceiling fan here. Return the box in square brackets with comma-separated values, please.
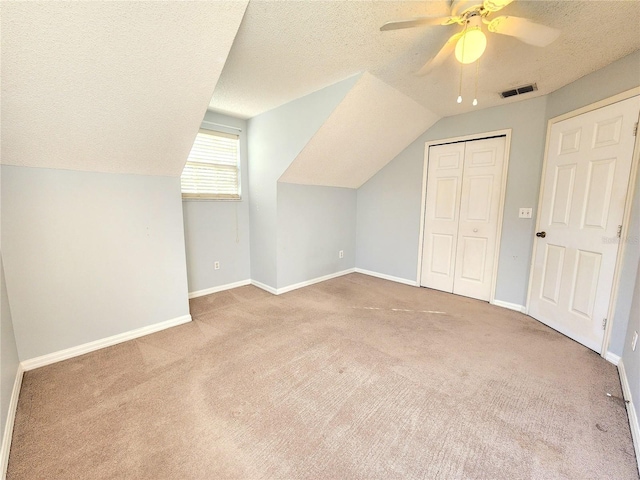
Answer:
[381, 0, 561, 75]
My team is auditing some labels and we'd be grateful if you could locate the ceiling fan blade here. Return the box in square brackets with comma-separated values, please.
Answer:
[482, 0, 515, 13]
[380, 16, 455, 31]
[488, 16, 560, 47]
[416, 32, 463, 76]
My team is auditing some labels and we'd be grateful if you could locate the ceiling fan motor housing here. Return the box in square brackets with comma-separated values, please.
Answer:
[451, 0, 486, 18]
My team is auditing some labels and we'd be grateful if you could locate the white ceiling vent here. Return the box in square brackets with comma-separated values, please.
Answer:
[500, 83, 538, 99]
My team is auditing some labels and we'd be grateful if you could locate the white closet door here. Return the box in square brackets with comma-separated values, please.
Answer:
[528, 96, 640, 353]
[452, 137, 506, 301]
[420, 142, 465, 292]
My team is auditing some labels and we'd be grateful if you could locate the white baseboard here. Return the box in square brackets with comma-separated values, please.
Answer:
[188, 279, 251, 299]
[1, 363, 24, 479]
[491, 299, 527, 314]
[605, 351, 621, 366]
[250, 280, 278, 295]
[277, 268, 356, 295]
[354, 268, 418, 287]
[618, 359, 640, 473]
[21, 314, 192, 371]
[251, 269, 357, 296]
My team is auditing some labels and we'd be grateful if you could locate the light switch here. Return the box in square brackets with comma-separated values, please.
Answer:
[519, 208, 533, 219]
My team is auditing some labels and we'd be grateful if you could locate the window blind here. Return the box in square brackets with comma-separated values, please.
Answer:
[181, 129, 240, 199]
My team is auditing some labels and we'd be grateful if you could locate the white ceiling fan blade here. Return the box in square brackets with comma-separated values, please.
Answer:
[482, 0, 514, 13]
[380, 16, 456, 31]
[488, 16, 560, 47]
[416, 32, 463, 76]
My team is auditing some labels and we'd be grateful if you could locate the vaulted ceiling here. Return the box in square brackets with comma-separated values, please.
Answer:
[2, 1, 639, 182]
[279, 73, 439, 188]
[211, 0, 640, 119]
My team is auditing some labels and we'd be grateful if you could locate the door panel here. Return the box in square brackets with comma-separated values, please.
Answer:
[593, 116, 622, 148]
[528, 95, 640, 353]
[540, 244, 565, 305]
[452, 137, 506, 301]
[459, 236, 487, 281]
[549, 164, 576, 225]
[570, 250, 601, 319]
[582, 158, 615, 229]
[465, 176, 493, 221]
[434, 178, 459, 220]
[430, 234, 455, 276]
[420, 143, 465, 292]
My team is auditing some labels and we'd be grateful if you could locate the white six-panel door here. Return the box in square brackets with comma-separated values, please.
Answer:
[528, 96, 640, 353]
[420, 136, 506, 301]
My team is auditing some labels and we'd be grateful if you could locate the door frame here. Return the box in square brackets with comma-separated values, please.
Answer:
[416, 129, 512, 304]
[525, 87, 640, 361]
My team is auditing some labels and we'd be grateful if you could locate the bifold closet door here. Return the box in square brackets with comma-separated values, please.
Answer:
[420, 136, 506, 301]
[452, 137, 506, 301]
[420, 142, 465, 293]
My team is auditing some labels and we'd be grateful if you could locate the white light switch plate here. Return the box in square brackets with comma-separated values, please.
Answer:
[519, 208, 533, 219]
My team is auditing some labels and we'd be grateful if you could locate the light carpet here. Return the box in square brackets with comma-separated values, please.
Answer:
[7, 273, 639, 479]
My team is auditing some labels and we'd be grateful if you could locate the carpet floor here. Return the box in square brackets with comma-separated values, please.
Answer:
[7, 273, 639, 479]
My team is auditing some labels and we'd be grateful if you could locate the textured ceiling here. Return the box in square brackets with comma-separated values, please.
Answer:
[279, 73, 439, 188]
[210, 1, 640, 119]
[1, 1, 248, 176]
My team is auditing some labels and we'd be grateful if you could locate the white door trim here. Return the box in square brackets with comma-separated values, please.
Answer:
[416, 128, 512, 305]
[525, 87, 640, 359]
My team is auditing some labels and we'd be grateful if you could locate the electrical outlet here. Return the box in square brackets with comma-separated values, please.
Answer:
[519, 208, 533, 219]
[632, 331, 638, 352]
[339, 250, 344, 259]
[214, 261, 220, 270]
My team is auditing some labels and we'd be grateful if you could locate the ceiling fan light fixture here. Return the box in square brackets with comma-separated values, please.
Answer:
[454, 18, 487, 64]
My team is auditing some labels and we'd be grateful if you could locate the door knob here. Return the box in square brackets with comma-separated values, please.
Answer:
[536, 231, 546, 238]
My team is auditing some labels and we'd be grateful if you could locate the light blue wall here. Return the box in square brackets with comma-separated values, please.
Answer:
[182, 112, 251, 293]
[1, 255, 20, 449]
[277, 183, 356, 288]
[546, 50, 640, 120]
[247, 75, 359, 288]
[545, 50, 640, 356]
[610, 166, 640, 356]
[1, 166, 190, 360]
[621, 258, 640, 432]
[355, 134, 429, 281]
[357, 95, 548, 305]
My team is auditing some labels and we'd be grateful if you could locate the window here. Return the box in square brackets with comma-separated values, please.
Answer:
[180, 129, 240, 199]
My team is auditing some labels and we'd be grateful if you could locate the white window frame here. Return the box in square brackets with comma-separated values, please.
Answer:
[180, 128, 241, 200]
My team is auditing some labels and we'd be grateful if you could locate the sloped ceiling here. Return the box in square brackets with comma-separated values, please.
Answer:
[1, 1, 248, 176]
[279, 73, 439, 188]
[210, 1, 640, 119]
[212, 0, 639, 190]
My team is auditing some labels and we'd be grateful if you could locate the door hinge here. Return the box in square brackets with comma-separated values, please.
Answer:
[617, 225, 623, 238]
[634, 122, 638, 137]
[602, 318, 608, 330]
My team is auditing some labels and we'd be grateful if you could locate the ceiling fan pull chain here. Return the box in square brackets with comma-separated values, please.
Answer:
[457, 21, 468, 104]
[457, 61, 463, 104]
[473, 58, 480, 106]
